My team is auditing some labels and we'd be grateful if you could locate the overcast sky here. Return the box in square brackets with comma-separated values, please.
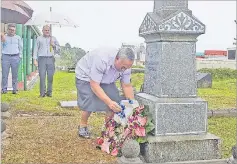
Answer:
[26, 1, 236, 52]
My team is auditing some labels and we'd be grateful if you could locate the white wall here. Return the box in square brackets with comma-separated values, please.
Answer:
[133, 58, 236, 69]
[196, 59, 236, 70]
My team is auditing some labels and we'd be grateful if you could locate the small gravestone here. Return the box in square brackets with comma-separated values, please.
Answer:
[59, 101, 77, 108]
[228, 145, 237, 164]
[1, 120, 6, 133]
[197, 72, 212, 88]
[60, 87, 137, 108]
[1, 103, 10, 112]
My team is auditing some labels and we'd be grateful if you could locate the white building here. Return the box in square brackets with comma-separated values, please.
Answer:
[121, 43, 146, 65]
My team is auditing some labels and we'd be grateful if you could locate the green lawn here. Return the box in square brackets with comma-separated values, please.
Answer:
[2, 72, 77, 113]
[1, 71, 236, 158]
[208, 117, 236, 158]
[131, 73, 236, 109]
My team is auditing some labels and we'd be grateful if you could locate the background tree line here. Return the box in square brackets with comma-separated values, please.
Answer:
[55, 43, 87, 70]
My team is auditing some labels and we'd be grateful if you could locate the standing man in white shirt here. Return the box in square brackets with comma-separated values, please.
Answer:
[33, 25, 60, 97]
[1, 23, 23, 94]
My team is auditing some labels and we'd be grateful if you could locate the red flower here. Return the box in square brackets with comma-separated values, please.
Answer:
[101, 139, 111, 154]
[137, 116, 147, 126]
[111, 148, 118, 156]
[108, 126, 114, 131]
[96, 138, 104, 145]
[135, 105, 145, 114]
[123, 128, 131, 138]
[135, 127, 146, 136]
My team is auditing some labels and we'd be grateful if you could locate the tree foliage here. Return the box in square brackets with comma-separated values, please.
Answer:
[56, 43, 86, 69]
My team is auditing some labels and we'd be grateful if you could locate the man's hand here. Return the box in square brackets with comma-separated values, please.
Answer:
[107, 100, 122, 113]
[1, 33, 5, 42]
[50, 39, 55, 47]
[34, 60, 38, 67]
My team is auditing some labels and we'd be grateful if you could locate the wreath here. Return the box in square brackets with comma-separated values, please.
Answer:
[96, 100, 155, 157]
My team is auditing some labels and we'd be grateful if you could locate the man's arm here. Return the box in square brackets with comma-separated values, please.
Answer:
[1, 33, 6, 49]
[89, 56, 111, 104]
[18, 36, 23, 58]
[33, 37, 40, 67]
[89, 56, 121, 112]
[120, 69, 134, 100]
[1, 33, 5, 42]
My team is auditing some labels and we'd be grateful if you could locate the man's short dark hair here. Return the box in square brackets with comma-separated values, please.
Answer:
[8, 23, 16, 29]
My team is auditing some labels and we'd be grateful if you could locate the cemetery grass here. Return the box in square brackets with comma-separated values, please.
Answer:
[1, 71, 117, 163]
[1, 71, 78, 114]
[1, 71, 236, 163]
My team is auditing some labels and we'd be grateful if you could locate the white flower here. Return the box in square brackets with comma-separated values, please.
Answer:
[113, 100, 141, 127]
[114, 114, 121, 124]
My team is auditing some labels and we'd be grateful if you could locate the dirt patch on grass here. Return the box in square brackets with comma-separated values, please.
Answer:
[2, 113, 117, 164]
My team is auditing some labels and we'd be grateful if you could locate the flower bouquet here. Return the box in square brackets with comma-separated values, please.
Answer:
[96, 99, 155, 157]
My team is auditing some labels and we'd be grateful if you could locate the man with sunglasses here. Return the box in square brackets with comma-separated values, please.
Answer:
[1, 24, 23, 94]
[75, 46, 135, 138]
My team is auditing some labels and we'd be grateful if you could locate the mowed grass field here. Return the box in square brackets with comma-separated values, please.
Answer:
[1, 69, 236, 163]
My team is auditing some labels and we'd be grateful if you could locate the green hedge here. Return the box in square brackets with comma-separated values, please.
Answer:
[132, 65, 145, 69]
[199, 68, 237, 80]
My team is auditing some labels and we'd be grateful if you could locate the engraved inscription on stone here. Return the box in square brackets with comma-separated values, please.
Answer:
[143, 43, 162, 95]
[144, 61, 160, 94]
[143, 42, 197, 97]
[146, 61, 159, 72]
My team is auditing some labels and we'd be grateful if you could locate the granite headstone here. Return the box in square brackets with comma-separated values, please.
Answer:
[135, 0, 222, 163]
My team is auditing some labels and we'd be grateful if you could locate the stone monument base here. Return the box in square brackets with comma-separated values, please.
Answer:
[136, 93, 207, 135]
[140, 133, 221, 163]
[117, 156, 143, 164]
